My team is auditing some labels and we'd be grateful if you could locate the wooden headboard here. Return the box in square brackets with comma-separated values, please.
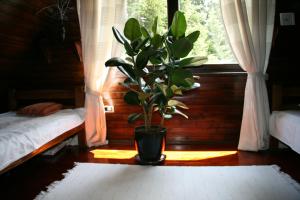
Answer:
[8, 86, 85, 110]
[272, 84, 300, 111]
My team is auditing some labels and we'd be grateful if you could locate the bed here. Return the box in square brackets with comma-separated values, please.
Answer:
[0, 87, 86, 174]
[269, 84, 300, 154]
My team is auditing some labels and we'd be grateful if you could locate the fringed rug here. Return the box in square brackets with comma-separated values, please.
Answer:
[35, 163, 300, 200]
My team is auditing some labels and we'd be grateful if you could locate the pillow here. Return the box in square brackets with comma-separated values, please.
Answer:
[17, 102, 63, 116]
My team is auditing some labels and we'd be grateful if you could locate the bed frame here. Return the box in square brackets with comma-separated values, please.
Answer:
[0, 86, 86, 175]
[271, 84, 300, 111]
[270, 84, 300, 148]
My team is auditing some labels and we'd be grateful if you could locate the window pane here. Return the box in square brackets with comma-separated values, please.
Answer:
[126, 0, 168, 35]
[179, 0, 236, 64]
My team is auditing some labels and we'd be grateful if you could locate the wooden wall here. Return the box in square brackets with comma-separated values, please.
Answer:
[104, 67, 247, 146]
[104, 0, 300, 146]
[268, 0, 300, 85]
[1, 0, 298, 146]
[0, 0, 83, 112]
[267, 0, 300, 110]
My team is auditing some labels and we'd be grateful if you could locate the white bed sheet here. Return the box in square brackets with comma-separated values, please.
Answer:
[269, 110, 300, 154]
[0, 108, 85, 171]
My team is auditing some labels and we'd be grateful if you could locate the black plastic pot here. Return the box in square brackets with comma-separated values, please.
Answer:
[134, 125, 166, 164]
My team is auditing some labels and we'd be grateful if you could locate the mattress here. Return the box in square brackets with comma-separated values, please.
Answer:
[0, 108, 85, 171]
[269, 110, 300, 154]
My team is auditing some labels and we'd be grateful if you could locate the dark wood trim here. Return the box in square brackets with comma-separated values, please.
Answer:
[188, 64, 244, 74]
[271, 84, 300, 111]
[272, 84, 283, 111]
[270, 135, 280, 149]
[167, 0, 178, 26]
[15, 90, 74, 100]
[0, 122, 85, 175]
[8, 86, 85, 110]
[74, 86, 85, 108]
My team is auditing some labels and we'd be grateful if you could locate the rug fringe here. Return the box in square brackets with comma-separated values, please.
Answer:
[271, 164, 300, 193]
[34, 162, 80, 200]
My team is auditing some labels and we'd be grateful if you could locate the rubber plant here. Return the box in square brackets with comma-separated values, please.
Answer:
[105, 11, 207, 130]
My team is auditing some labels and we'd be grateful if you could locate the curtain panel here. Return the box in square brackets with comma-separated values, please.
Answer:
[220, 0, 276, 151]
[77, 0, 125, 147]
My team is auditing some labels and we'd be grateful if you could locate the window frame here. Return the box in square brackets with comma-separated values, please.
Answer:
[167, 0, 240, 72]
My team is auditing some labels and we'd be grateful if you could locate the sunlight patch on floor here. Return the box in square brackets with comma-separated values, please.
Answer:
[90, 149, 237, 161]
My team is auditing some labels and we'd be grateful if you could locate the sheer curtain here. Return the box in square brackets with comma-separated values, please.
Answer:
[220, 0, 276, 151]
[77, 0, 125, 147]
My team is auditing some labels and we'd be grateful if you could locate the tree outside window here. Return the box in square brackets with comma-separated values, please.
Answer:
[126, 0, 236, 64]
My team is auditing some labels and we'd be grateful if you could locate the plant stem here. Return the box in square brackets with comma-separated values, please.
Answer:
[160, 107, 166, 127]
[148, 103, 153, 127]
[142, 104, 149, 130]
[160, 116, 164, 127]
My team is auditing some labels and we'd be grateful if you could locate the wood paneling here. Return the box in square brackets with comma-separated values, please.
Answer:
[105, 69, 247, 146]
[1, 0, 297, 145]
[0, 0, 83, 112]
[267, 0, 300, 85]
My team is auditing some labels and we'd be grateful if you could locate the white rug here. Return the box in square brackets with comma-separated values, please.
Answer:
[35, 163, 300, 200]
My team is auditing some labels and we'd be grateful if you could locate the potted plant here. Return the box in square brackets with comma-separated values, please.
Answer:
[105, 11, 207, 164]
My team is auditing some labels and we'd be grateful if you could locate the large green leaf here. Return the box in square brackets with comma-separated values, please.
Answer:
[163, 113, 172, 119]
[124, 41, 135, 56]
[105, 57, 135, 81]
[124, 91, 140, 105]
[149, 57, 162, 65]
[186, 31, 200, 43]
[168, 100, 189, 109]
[182, 82, 201, 91]
[151, 34, 163, 49]
[135, 37, 150, 51]
[124, 18, 142, 41]
[149, 49, 166, 65]
[171, 11, 187, 38]
[175, 56, 208, 67]
[171, 68, 194, 87]
[112, 27, 126, 44]
[125, 57, 134, 64]
[131, 39, 142, 51]
[136, 50, 149, 69]
[170, 85, 182, 95]
[136, 48, 156, 69]
[123, 77, 138, 85]
[105, 57, 130, 67]
[141, 26, 150, 38]
[128, 113, 143, 123]
[173, 108, 188, 119]
[152, 16, 158, 35]
[156, 83, 168, 96]
[144, 71, 162, 85]
[170, 38, 193, 58]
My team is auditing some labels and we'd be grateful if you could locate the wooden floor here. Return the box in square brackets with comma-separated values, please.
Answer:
[1, 144, 300, 200]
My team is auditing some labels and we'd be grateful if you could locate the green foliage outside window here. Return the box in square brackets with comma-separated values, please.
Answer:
[126, 0, 236, 64]
[126, 0, 168, 34]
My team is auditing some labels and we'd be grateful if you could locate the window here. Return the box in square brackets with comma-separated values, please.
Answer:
[126, 0, 236, 64]
[126, 0, 168, 35]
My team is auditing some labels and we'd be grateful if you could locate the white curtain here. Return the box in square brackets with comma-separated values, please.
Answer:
[77, 0, 125, 147]
[220, 0, 276, 151]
